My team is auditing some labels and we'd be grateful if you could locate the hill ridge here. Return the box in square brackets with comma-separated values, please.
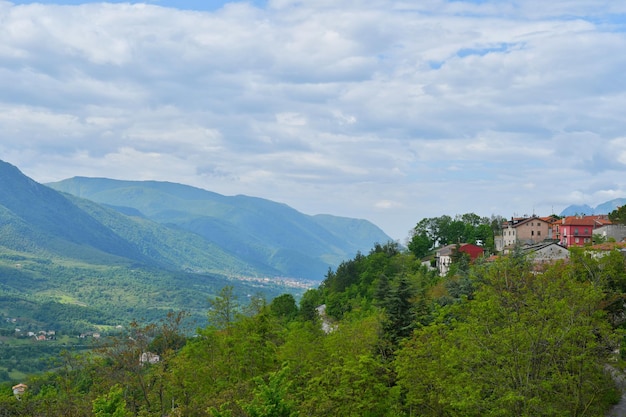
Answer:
[47, 175, 391, 280]
[560, 198, 626, 216]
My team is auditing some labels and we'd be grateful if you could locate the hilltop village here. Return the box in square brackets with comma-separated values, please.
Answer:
[430, 213, 626, 276]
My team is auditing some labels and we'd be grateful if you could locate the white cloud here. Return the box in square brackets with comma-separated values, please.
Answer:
[1, 0, 626, 240]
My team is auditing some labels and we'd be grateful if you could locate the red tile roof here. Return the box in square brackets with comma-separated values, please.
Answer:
[560, 215, 612, 227]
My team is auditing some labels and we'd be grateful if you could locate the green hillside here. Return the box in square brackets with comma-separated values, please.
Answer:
[0, 160, 306, 335]
[48, 176, 393, 279]
[2, 242, 625, 416]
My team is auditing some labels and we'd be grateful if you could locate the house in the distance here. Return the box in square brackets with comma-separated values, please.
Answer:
[495, 216, 554, 252]
[12, 383, 27, 400]
[593, 224, 626, 243]
[140, 352, 160, 365]
[436, 243, 484, 276]
[555, 215, 612, 247]
[522, 241, 569, 264]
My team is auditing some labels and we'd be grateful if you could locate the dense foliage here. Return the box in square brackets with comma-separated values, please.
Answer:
[2, 240, 625, 416]
[0, 249, 301, 384]
[408, 213, 502, 258]
[609, 205, 626, 225]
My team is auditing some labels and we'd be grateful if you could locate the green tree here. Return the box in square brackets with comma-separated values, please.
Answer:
[293, 313, 398, 416]
[381, 275, 415, 346]
[593, 233, 607, 244]
[609, 205, 626, 225]
[241, 366, 297, 417]
[408, 231, 431, 259]
[270, 294, 298, 322]
[396, 256, 618, 416]
[92, 385, 130, 417]
[298, 289, 322, 322]
[147, 311, 188, 356]
[208, 286, 240, 329]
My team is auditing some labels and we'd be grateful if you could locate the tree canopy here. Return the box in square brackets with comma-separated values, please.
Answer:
[1, 239, 624, 416]
[609, 205, 626, 225]
[408, 213, 499, 258]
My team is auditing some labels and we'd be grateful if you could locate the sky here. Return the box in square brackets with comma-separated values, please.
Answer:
[1, 0, 626, 241]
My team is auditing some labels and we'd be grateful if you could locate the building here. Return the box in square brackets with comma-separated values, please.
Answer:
[436, 243, 484, 276]
[140, 352, 160, 365]
[495, 216, 554, 251]
[521, 241, 569, 264]
[12, 383, 27, 400]
[555, 215, 612, 247]
[593, 224, 626, 243]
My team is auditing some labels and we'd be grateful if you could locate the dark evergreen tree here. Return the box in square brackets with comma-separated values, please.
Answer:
[382, 275, 415, 345]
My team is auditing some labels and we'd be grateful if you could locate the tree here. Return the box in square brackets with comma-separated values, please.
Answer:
[147, 310, 188, 356]
[241, 366, 297, 417]
[208, 286, 240, 329]
[593, 233, 607, 244]
[408, 231, 431, 259]
[293, 313, 398, 416]
[92, 385, 130, 417]
[411, 214, 496, 250]
[609, 205, 626, 225]
[270, 294, 298, 322]
[298, 289, 322, 322]
[396, 256, 618, 416]
[381, 275, 415, 345]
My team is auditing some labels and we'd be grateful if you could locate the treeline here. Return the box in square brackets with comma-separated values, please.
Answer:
[1, 242, 626, 416]
[0, 344, 92, 378]
[408, 213, 503, 257]
[0, 253, 292, 334]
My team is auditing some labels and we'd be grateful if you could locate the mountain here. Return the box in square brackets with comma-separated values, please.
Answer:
[595, 199, 626, 215]
[0, 161, 269, 276]
[0, 161, 145, 262]
[0, 159, 336, 334]
[47, 177, 393, 280]
[560, 199, 626, 216]
[560, 204, 595, 217]
[0, 158, 392, 350]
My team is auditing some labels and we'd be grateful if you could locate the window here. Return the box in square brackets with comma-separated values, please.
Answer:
[531, 230, 534, 236]
[584, 228, 589, 234]
[538, 230, 541, 236]
[574, 228, 579, 235]
[575, 237, 580, 243]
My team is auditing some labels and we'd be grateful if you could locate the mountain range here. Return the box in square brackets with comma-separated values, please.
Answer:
[1, 160, 391, 281]
[46, 177, 391, 280]
[0, 159, 392, 332]
[560, 199, 626, 217]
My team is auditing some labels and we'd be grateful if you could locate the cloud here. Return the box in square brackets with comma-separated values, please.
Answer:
[1, 0, 626, 240]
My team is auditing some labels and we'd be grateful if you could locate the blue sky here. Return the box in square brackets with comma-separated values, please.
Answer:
[1, 0, 626, 241]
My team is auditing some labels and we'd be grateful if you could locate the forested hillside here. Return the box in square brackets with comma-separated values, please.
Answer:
[48, 176, 392, 280]
[2, 241, 625, 416]
[0, 160, 309, 382]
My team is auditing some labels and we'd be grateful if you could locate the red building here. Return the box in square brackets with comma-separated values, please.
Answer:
[436, 243, 484, 275]
[555, 215, 612, 247]
[458, 243, 485, 260]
